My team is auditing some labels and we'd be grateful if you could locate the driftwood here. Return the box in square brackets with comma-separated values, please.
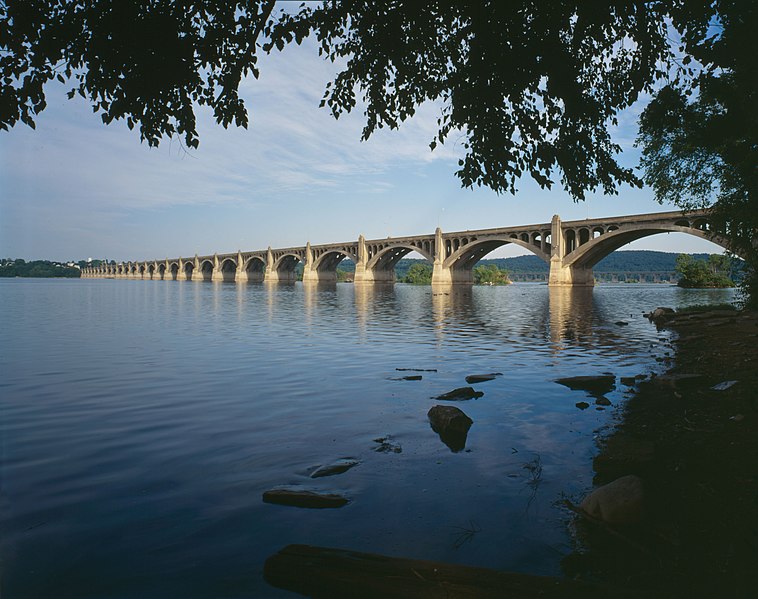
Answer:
[263, 544, 635, 598]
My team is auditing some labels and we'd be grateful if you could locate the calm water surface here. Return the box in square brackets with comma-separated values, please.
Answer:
[1, 279, 735, 597]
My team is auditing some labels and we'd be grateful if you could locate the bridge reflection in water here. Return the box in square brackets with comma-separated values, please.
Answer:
[82, 210, 725, 287]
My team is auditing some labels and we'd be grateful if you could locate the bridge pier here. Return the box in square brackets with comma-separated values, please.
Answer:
[548, 214, 594, 287]
[352, 235, 394, 283]
[548, 263, 595, 286]
[301, 242, 336, 283]
[190, 256, 205, 281]
[431, 227, 474, 285]
[177, 259, 187, 281]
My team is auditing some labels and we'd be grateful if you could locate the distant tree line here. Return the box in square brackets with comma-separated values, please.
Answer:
[0, 258, 82, 278]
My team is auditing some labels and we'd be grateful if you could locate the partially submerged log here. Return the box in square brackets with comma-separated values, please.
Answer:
[262, 489, 349, 508]
[264, 544, 635, 598]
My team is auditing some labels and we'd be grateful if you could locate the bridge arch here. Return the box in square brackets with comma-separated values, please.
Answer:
[435, 236, 550, 285]
[312, 249, 358, 273]
[564, 223, 730, 270]
[367, 244, 434, 278]
[443, 236, 551, 271]
[167, 262, 179, 280]
[157, 263, 166, 280]
[218, 258, 237, 282]
[243, 256, 266, 282]
[198, 259, 214, 281]
[271, 253, 301, 282]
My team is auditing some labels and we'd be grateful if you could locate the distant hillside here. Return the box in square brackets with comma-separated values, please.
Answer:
[334, 250, 732, 283]
[481, 251, 714, 274]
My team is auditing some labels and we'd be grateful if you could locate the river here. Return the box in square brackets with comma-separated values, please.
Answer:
[0, 278, 736, 597]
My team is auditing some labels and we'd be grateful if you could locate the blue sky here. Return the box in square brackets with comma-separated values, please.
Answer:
[0, 39, 724, 262]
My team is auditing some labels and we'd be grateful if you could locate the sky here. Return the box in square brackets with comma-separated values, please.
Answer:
[0, 38, 725, 263]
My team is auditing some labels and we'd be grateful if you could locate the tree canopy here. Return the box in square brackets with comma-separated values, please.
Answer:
[2, 0, 675, 198]
[637, 1, 757, 304]
[1, 1, 755, 300]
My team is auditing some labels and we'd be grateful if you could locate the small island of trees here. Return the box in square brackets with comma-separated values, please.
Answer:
[400, 263, 511, 285]
[675, 254, 735, 289]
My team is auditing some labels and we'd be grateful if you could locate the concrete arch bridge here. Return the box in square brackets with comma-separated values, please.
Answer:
[82, 209, 725, 287]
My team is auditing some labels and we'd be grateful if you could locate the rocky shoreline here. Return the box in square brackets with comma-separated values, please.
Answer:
[565, 307, 758, 597]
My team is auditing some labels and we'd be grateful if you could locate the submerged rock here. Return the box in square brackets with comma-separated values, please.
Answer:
[555, 375, 615, 395]
[372, 436, 402, 454]
[263, 489, 349, 509]
[435, 386, 484, 401]
[310, 459, 360, 479]
[580, 474, 645, 524]
[428, 405, 473, 452]
[465, 373, 502, 384]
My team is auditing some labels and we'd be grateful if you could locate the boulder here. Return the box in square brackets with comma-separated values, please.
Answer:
[263, 489, 349, 509]
[575, 401, 590, 410]
[555, 375, 615, 395]
[310, 458, 360, 479]
[647, 307, 675, 323]
[428, 405, 473, 452]
[465, 373, 502, 384]
[579, 474, 644, 525]
[435, 386, 484, 401]
[595, 396, 612, 406]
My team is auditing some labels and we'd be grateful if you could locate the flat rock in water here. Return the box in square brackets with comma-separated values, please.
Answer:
[428, 405, 473, 452]
[310, 459, 360, 479]
[555, 375, 615, 395]
[263, 489, 349, 509]
[435, 386, 484, 401]
[712, 380, 738, 391]
[575, 402, 590, 410]
[465, 373, 502, 384]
